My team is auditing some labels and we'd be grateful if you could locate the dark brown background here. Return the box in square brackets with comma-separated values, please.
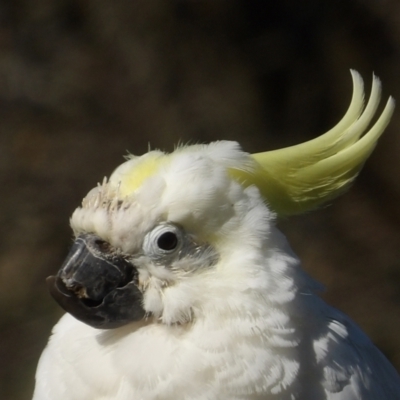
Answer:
[1, 1, 400, 399]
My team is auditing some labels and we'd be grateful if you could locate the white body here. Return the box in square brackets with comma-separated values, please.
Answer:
[33, 140, 400, 399]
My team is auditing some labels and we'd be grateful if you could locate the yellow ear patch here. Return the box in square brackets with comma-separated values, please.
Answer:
[231, 71, 395, 216]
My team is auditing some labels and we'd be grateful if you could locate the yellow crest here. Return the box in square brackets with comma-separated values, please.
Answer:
[231, 70, 395, 215]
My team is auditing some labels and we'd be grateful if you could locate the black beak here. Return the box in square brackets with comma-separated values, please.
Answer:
[47, 234, 145, 329]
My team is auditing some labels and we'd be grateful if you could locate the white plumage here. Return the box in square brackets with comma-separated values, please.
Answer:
[33, 72, 400, 399]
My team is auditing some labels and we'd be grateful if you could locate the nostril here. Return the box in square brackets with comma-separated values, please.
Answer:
[93, 238, 112, 253]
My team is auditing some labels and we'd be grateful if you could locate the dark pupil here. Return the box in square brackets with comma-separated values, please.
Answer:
[157, 232, 178, 251]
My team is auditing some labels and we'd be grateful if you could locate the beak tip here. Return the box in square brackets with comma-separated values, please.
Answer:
[46, 275, 56, 286]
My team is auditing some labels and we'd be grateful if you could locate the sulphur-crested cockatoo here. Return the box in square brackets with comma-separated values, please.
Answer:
[33, 71, 400, 400]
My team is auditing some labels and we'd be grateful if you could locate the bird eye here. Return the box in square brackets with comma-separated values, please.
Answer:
[157, 231, 178, 251]
[143, 223, 183, 258]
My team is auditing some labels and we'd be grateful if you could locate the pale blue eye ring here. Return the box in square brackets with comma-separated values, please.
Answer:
[143, 223, 183, 256]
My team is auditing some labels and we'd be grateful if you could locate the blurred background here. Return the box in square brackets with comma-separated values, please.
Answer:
[1, 0, 400, 398]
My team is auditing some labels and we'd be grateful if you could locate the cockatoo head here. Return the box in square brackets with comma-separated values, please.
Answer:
[47, 71, 394, 329]
[48, 142, 271, 328]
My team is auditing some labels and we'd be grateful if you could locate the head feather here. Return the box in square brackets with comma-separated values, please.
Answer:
[230, 70, 395, 216]
[110, 151, 169, 197]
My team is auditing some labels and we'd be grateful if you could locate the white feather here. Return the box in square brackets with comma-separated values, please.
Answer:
[33, 140, 400, 399]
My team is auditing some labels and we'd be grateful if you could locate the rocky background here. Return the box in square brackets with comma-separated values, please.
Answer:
[1, 1, 400, 399]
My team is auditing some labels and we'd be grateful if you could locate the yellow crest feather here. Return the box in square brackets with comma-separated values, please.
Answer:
[112, 151, 169, 197]
[231, 70, 395, 215]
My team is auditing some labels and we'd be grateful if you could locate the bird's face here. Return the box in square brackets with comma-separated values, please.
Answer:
[47, 143, 270, 329]
[47, 219, 220, 329]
